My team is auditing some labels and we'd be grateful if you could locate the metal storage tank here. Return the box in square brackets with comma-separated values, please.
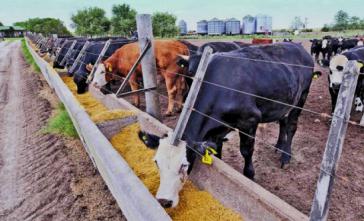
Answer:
[197, 20, 208, 35]
[208, 18, 225, 35]
[225, 18, 241, 35]
[242, 15, 256, 34]
[178, 20, 187, 35]
[255, 14, 272, 34]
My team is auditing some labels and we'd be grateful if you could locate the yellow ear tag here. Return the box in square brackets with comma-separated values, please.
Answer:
[108, 66, 112, 72]
[181, 64, 184, 68]
[313, 75, 318, 79]
[142, 135, 147, 141]
[201, 147, 218, 165]
[356, 62, 364, 69]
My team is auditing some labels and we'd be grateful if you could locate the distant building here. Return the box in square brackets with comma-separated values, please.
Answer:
[225, 18, 241, 35]
[207, 18, 225, 35]
[242, 15, 256, 34]
[178, 20, 187, 35]
[255, 15, 272, 34]
[0, 26, 26, 38]
[197, 20, 208, 35]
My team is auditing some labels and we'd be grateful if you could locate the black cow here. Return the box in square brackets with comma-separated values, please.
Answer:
[340, 38, 359, 52]
[310, 39, 322, 60]
[53, 37, 86, 69]
[320, 47, 364, 113]
[177, 41, 249, 77]
[73, 39, 135, 94]
[138, 42, 318, 208]
[65, 40, 87, 71]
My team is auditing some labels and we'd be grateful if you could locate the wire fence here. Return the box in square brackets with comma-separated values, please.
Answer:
[31, 36, 364, 195]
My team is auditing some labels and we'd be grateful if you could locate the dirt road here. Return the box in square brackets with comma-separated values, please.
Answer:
[0, 41, 125, 220]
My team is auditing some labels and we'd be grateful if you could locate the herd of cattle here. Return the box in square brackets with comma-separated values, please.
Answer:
[29, 34, 364, 208]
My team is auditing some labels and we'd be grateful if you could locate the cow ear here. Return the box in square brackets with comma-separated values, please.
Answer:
[86, 63, 93, 72]
[194, 141, 218, 155]
[138, 131, 161, 149]
[357, 60, 364, 73]
[336, 65, 344, 71]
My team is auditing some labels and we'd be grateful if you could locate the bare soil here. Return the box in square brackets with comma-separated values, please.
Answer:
[119, 39, 364, 220]
[0, 41, 126, 221]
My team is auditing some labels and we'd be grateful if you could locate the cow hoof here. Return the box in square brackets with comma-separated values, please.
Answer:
[243, 166, 255, 180]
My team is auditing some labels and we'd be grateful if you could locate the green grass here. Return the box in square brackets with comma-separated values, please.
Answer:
[4, 37, 23, 42]
[20, 38, 41, 73]
[44, 103, 78, 138]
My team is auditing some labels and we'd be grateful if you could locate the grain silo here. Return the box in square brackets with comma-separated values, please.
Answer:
[197, 20, 208, 35]
[255, 14, 272, 34]
[178, 20, 187, 35]
[242, 15, 256, 34]
[225, 18, 241, 35]
[208, 18, 225, 35]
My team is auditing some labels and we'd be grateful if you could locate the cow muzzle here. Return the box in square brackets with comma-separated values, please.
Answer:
[158, 199, 173, 208]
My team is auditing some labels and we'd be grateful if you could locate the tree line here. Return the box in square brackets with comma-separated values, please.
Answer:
[13, 18, 71, 36]
[12, 3, 179, 37]
[322, 10, 364, 32]
[70, 4, 178, 37]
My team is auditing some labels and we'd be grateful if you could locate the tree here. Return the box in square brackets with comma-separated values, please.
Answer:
[152, 12, 178, 37]
[71, 7, 110, 36]
[110, 4, 137, 36]
[290, 16, 304, 30]
[0, 21, 3, 26]
[349, 16, 360, 29]
[13, 18, 71, 35]
[333, 10, 349, 30]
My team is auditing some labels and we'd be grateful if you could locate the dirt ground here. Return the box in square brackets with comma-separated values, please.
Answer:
[0, 41, 125, 221]
[119, 39, 364, 220]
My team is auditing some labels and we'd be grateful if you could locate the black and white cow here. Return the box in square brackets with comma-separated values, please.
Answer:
[321, 47, 364, 113]
[310, 39, 322, 60]
[139, 42, 319, 208]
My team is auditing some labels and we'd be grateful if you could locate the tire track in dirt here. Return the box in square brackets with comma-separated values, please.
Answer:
[0, 41, 125, 221]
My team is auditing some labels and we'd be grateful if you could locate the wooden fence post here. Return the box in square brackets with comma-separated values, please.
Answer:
[69, 41, 90, 73]
[136, 14, 161, 120]
[170, 47, 213, 146]
[87, 39, 111, 83]
[60, 40, 77, 66]
[309, 60, 359, 221]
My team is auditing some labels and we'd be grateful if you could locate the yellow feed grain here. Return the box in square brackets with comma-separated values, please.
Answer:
[111, 123, 242, 221]
[61, 75, 242, 220]
[61, 76, 134, 123]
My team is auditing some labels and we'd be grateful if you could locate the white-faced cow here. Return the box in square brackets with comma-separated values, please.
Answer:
[321, 47, 364, 113]
[139, 42, 320, 208]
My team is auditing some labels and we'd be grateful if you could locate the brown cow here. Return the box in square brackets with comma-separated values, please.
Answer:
[91, 40, 190, 116]
[252, 38, 273, 44]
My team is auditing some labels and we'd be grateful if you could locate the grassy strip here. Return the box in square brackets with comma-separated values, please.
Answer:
[44, 103, 78, 138]
[20, 38, 41, 73]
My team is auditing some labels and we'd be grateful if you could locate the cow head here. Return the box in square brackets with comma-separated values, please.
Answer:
[176, 54, 202, 75]
[138, 131, 216, 208]
[322, 39, 328, 49]
[328, 55, 348, 90]
[92, 62, 113, 89]
[73, 72, 88, 94]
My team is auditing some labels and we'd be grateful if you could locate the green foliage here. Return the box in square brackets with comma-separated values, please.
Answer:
[110, 4, 137, 36]
[152, 12, 179, 37]
[45, 103, 78, 138]
[0, 21, 3, 26]
[323, 10, 364, 31]
[71, 7, 110, 36]
[14, 18, 71, 35]
[21, 39, 41, 73]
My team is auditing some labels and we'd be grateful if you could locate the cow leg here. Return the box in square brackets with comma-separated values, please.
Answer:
[165, 77, 177, 116]
[275, 117, 288, 152]
[239, 125, 258, 180]
[129, 75, 140, 107]
[175, 77, 186, 113]
[280, 92, 308, 168]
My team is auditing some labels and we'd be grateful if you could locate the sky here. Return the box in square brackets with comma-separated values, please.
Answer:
[0, 0, 363, 31]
